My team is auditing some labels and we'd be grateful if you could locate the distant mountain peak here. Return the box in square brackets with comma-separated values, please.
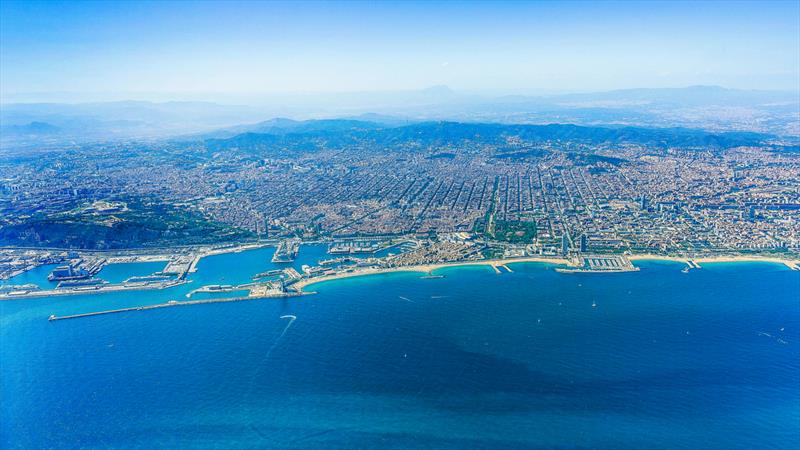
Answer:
[3, 121, 62, 135]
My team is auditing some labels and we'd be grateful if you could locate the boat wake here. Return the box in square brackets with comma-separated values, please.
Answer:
[247, 314, 298, 442]
[265, 315, 297, 359]
[758, 330, 789, 345]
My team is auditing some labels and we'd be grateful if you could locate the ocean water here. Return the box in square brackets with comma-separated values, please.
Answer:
[1, 255, 799, 449]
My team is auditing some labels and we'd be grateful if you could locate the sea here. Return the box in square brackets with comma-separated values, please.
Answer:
[1, 245, 799, 449]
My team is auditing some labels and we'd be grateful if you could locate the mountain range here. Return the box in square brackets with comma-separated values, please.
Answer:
[1, 86, 798, 148]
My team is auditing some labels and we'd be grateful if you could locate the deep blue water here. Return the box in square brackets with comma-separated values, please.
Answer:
[1, 254, 799, 449]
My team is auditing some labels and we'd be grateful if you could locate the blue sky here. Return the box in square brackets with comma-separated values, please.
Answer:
[1, 0, 798, 101]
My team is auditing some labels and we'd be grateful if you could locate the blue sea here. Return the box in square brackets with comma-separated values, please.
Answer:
[1, 247, 799, 449]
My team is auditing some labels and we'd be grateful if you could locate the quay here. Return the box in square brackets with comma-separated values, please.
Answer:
[1, 279, 189, 300]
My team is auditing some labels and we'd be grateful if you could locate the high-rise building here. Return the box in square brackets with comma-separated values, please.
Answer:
[561, 234, 570, 255]
[580, 234, 588, 253]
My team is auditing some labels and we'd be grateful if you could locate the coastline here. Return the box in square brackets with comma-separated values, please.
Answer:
[296, 253, 800, 292]
[4, 244, 799, 303]
[628, 254, 800, 270]
[291, 256, 569, 291]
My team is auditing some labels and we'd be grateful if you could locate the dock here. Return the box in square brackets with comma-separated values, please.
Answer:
[1, 279, 189, 300]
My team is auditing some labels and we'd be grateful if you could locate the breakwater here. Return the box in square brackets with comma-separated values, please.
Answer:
[48, 291, 310, 322]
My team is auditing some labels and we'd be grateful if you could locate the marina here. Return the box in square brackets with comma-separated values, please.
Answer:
[557, 255, 639, 273]
[271, 239, 300, 262]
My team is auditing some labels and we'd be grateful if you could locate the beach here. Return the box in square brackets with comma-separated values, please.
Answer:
[292, 256, 569, 291]
[628, 254, 800, 270]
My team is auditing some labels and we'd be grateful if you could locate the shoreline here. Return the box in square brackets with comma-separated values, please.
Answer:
[628, 254, 800, 269]
[4, 246, 798, 302]
[291, 256, 569, 291]
[295, 253, 800, 292]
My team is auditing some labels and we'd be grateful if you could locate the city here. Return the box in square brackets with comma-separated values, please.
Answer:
[2, 1, 799, 448]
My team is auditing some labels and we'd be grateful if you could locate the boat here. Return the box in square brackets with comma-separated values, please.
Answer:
[592, 300, 597, 308]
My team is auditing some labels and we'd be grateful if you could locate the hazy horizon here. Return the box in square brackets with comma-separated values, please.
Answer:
[2, 0, 799, 104]
[3, 83, 800, 106]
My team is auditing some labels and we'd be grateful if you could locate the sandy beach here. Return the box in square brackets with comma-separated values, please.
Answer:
[628, 254, 689, 263]
[295, 253, 800, 292]
[292, 256, 569, 291]
[694, 255, 800, 269]
[628, 253, 799, 269]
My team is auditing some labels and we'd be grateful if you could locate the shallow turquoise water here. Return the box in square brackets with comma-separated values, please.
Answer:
[1, 254, 799, 448]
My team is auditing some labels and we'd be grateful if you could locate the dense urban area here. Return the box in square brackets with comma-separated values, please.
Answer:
[2, 121, 798, 258]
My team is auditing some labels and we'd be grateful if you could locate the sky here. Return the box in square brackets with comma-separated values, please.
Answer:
[1, 0, 799, 102]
